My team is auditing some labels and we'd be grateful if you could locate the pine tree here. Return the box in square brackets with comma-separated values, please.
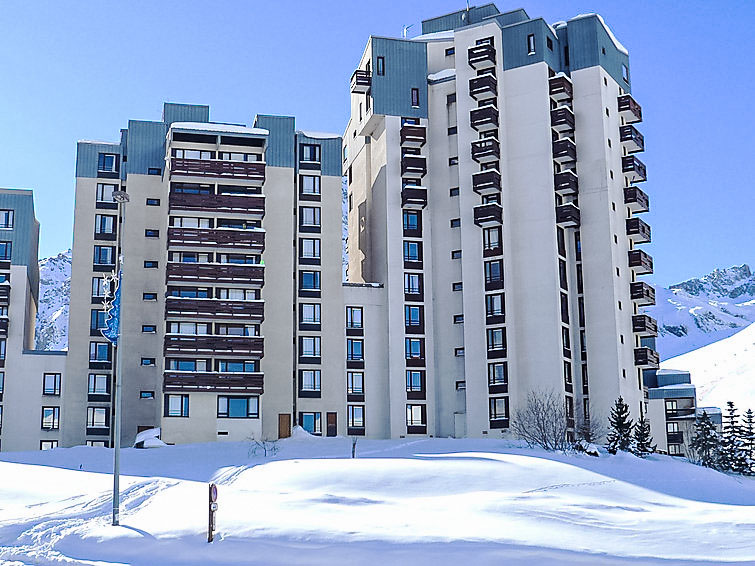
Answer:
[690, 411, 721, 469]
[741, 409, 755, 475]
[632, 416, 656, 458]
[606, 396, 633, 454]
[722, 401, 750, 474]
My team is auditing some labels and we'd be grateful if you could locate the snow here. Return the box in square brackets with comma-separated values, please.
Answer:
[428, 68, 456, 82]
[35, 249, 71, 350]
[298, 130, 341, 139]
[411, 30, 454, 41]
[0, 437, 753, 565]
[570, 13, 629, 56]
[170, 122, 269, 136]
[663, 320, 755, 411]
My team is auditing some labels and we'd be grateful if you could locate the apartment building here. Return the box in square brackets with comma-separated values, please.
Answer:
[68, 104, 343, 447]
[342, 4, 657, 438]
[0, 188, 67, 451]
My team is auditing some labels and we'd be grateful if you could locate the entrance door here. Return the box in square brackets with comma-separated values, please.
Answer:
[278, 413, 291, 439]
[326, 412, 337, 437]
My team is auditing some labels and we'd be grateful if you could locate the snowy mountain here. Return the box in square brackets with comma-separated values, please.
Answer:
[34, 249, 71, 350]
[663, 320, 755, 412]
[650, 264, 755, 359]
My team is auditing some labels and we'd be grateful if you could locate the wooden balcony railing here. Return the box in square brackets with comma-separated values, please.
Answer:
[167, 227, 265, 250]
[170, 158, 265, 183]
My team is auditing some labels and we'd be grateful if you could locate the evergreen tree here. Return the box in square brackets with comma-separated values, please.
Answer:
[606, 396, 633, 454]
[632, 416, 656, 458]
[742, 409, 755, 475]
[721, 401, 750, 474]
[689, 411, 721, 469]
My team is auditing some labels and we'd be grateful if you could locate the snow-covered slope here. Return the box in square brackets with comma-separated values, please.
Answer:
[651, 264, 755, 359]
[34, 249, 71, 350]
[662, 320, 755, 411]
[0, 435, 753, 565]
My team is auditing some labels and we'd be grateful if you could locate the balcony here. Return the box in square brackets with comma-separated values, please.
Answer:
[400, 124, 426, 148]
[166, 262, 264, 285]
[626, 217, 651, 243]
[666, 407, 696, 419]
[470, 105, 499, 132]
[468, 43, 496, 70]
[167, 227, 265, 251]
[469, 73, 497, 100]
[630, 281, 656, 306]
[634, 347, 660, 368]
[170, 158, 265, 186]
[471, 138, 500, 163]
[164, 334, 264, 356]
[472, 169, 501, 195]
[163, 371, 264, 394]
[473, 203, 503, 227]
[624, 186, 650, 214]
[401, 155, 427, 178]
[632, 314, 658, 337]
[550, 107, 575, 132]
[0, 286, 9, 306]
[620, 124, 644, 153]
[401, 186, 428, 209]
[618, 94, 642, 123]
[169, 192, 265, 218]
[552, 138, 577, 164]
[556, 203, 580, 227]
[622, 155, 647, 182]
[554, 170, 578, 196]
[628, 249, 653, 275]
[350, 69, 371, 94]
[0, 318, 8, 336]
[549, 74, 573, 101]
[165, 297, 264, 321]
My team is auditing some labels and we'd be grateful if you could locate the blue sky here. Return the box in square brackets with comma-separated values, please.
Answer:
[0, 1, 752, 286]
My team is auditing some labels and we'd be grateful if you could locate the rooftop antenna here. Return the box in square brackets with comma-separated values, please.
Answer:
[402, 23, 414, 38]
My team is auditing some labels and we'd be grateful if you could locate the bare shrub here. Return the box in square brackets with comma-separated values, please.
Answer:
[511, 389, 570, 451]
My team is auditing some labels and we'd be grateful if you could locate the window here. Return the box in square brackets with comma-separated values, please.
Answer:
[40, 440, 58, 450]
[300, 238, 321, 259]
[560, 293, 571, 324]
[0, 241, 12, 261]
[346, 306, 363, 329]
[301, 336, 321, 357]
[164, 394, 189, 417]
[88, 374, 109, 395]
[90, 309, 106, 331]
[300, 271, 321, 290]
[216, 323, 258, 336]
[300, 144, 321, 163]
[148, 167, 161, 175]
[219, 152, 261, 162]
[487, 328, 506, 352]
[483, 227, 501, 250]
[484, 259, 503, 283]
[455, 348, 465, 357]
[452, 282, 463, 291]
[43, 373, 61, 396]
[403, 241, 421, 262]
[447, 93, 456, 104]
[143, 293, 157, 301]
[450, 187, 459, 197]
[300, 303, 321, 324]
[94, 214, 116, 235]
[217, 396, 259, 418]
[140, 391, 155, 399]
[89, 342, 111, 362]
[347, 339, 364, 361]
[564, 361, 573, 386]
[0, 210, 13, 229]
[168, 321, 210, 335]
[301, 412, 322, 434]
[622, 63, 629, 83]
[406, 370, 423, 392]
[87, 407, 108, 428]
[564, 46, 570, 66]
[405, 338, 423, 360]
[450, 218, 461, 228]
[453, 314, 464, 324]
[574, 231, 581, 261]
[448, 156, 458, 166]
[448, 126, 457, 135]
[451, 250, 462, 259]
[301, 370, 321, 392]
[0, 372, 4, 396]
[348, 405, 365, 428]
[546, 37, 553, 51]
[300, 175, 321, 195]
[96, 183, 117, 203]
[171, 216, 211, 229]
[411, 88, 420, 108]
[300, 206, 321, 227]
[217, 359, 258, 373]
[527, 34, 536, 55]
[668, 444, 682, 455]
[146, 198, 160, 206]
[559, 259, 568, 290]
[488, 362, 507, 386]
[347, 372, 364, 394]
[445, 47, 455, 56]
[0, 339, 5, 361]
[91, 277, 106, 297]
[144, 260, 158, 269]
[405, 305, 422, 328]
[404, 273, 422, 295]
[142, 325, 157, 333]
[489, 397, 509, 420]
[667, 422, 680, 433]
[172, 148, 213, 160]
[41, 406, 60, 429]
[485, 293, 504, 318]
[403, 210, 420, 232]
[406, 404, 426, 426]
[562, 327, 571, 354]
[145, 229, 159, 238]
[141, 358, 156, 366]
[98, 153, 118, 172]
[376, 56, 385, 76]
[86, 440, 107, 447]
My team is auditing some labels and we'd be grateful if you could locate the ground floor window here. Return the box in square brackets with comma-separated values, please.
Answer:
[348, 405, 365, 428]
[406, 404, 426, 426]
[87, 407, 108, 428]
[164, 394, 189, 417]
[86, 440, 108, 447]
[668, 444, 682, 455]
[300, 412, 321, 435]
[217, 396, 259, 418]
[40, 440, 58, 450]
[489, 397, 509, 420]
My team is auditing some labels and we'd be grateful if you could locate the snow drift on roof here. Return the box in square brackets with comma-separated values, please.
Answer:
[171, 122, 268, 136]
[571, 13, 629, 56]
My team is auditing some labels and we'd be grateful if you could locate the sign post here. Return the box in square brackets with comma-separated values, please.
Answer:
[208, 483, 218, 542]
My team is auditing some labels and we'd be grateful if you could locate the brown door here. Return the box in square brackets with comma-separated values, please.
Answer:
[278, 413, 291, 439]
[137, 425, 153, 433]
[326, 412, 337, 437]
